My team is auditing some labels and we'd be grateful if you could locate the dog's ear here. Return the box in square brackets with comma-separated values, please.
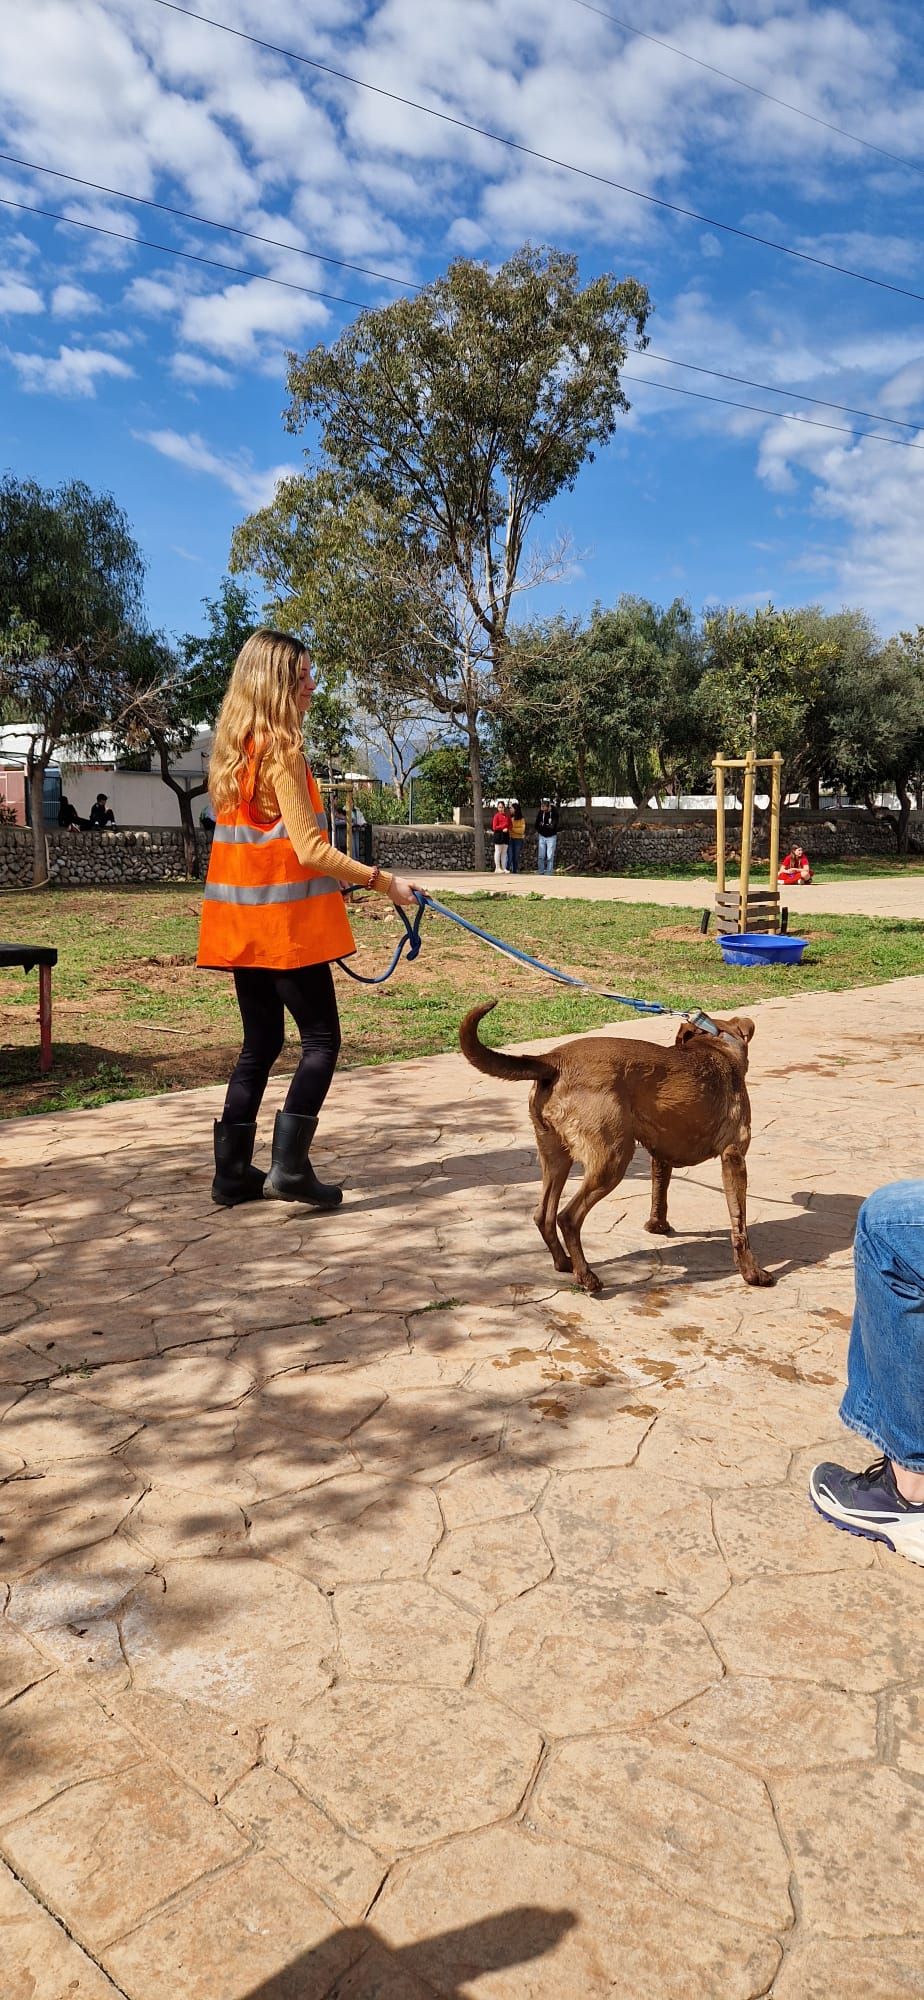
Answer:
[674, 1021, 699, 1047]
[732, 1017, 756, 1044]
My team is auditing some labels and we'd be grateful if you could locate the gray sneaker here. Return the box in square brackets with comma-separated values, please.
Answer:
[810, 1457, 924, 1566]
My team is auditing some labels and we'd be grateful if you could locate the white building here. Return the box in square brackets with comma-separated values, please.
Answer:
[0, 724, 214, 828]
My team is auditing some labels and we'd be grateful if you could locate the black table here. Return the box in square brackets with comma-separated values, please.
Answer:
[0, 945, 58, 1073]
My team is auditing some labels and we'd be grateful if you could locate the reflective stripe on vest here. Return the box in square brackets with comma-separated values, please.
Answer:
[211, 809, 329, 846]
[203, 876, 342, 904]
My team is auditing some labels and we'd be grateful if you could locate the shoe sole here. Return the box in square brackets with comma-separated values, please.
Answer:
[809, 1476, 924, 1566]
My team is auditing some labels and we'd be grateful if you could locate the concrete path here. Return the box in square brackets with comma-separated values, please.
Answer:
[422, 868, 924, 920]
[2, 977, 924, 1998]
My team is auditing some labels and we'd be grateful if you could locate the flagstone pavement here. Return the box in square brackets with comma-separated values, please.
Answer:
[2, 975, 924, 2000]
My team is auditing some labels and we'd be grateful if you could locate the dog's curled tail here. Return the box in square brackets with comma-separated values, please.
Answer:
[459, 1002, 557, 1083]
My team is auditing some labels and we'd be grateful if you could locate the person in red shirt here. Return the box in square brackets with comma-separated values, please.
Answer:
[491, 801, 512, 872]
[778, 844, 812, 884]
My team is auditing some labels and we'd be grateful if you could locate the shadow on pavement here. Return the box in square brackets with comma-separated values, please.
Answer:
[242, 1908, 577, 1999]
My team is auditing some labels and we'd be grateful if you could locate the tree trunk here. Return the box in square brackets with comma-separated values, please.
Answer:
[895, 780, 912, 855]
[809, 775, 820, 811]
[176, 789, 201, 877]
[626, 749, 647, 810]
[155, 737, 206, 877]
[28, 759, 49, 887]
[468, 720, 485, 870]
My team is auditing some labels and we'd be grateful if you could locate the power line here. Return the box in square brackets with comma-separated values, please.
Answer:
[4, 188, 922, 442]
[570, 0, 924, 179]
[642, 351, 923, 434]
[622, 371, 924, 451]
[0, 148, 417, 292]
[145, 0, 924, 308]
[0, 195, 369, 312]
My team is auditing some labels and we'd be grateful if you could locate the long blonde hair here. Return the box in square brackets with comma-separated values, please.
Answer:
[208, 628, 307, 811]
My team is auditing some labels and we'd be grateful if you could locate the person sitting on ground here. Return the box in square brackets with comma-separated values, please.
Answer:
[57, 795, 82, 831]
[491, 800, 511, 873]
[535, 797, 559, 876]
[778, 843, 812, 884]
[89, 792, 116, 829]
[810, 1180, 924, 1567]
[508, 801, 525, 874]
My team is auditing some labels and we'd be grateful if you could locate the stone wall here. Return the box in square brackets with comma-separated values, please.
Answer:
[0, 826, 213, 890]
[0, 807, 914, 890]
[372, 810, 908, 873]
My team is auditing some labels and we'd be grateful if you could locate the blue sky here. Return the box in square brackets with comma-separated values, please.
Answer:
[2, 0, 924, 650]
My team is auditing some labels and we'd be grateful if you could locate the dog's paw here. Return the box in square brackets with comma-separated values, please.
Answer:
[744, 1265, 775, 1288]
[578, 1270, 603, 1295]
[644, 1218, 673, 1236]
[550, 1246, 572, 1273]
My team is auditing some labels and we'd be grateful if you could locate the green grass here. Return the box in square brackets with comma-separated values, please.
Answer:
[1, 882, 922, 1117]
[611, 852, 924, 880]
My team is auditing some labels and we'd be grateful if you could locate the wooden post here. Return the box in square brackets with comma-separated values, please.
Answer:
[38, 963, 53, 1074]
[769, 752, 783, 926]
[713, 755, 726, 897]
[739, 748, 757, 934]
[345, 783, 353, 860]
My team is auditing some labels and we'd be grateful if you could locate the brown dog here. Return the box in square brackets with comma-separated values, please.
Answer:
[459, 1003, 773, 1294]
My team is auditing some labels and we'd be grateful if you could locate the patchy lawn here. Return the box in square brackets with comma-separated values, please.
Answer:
[2, 883, 922, 1117]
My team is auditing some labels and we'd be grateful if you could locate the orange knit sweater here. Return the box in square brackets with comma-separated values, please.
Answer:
[253, 749, 393, 895]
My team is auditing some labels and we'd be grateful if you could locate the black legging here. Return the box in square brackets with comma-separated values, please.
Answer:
[222, 963, 342, 1124]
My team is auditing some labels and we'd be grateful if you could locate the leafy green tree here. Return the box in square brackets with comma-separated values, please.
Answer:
[788, 607, 882, 808]
[492, 615, 590, 805]
[109, 580, 258, 877]
[413, 743, 475, 822]
[179, 576, 256, 720]
[826, 625, 924, 851]
[0, 476, 147, 883]
[495, 598, 702, 818]
[696, 604, 833, 767]
[581, 597, 701, 806]
[304, 685, 355, 786]
[235, 245, 650, 864]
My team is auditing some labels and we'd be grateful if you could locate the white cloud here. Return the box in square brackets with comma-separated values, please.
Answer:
[4, 343, 134, 396]
[170, 351, 235, 388]
[51, 281, 102, 317]
[177, 276, 329, 365]
[0, 274, 43, 316]
[755, 420, 924, 626]
[134, 426, 296, 509]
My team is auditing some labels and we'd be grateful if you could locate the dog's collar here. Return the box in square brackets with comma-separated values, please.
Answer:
[685, 1009, 743, 1053]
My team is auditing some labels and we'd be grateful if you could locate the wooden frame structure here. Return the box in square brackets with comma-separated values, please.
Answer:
[712, 750, 783, 935]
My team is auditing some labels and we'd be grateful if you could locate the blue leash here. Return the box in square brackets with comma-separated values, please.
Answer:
[337, 894, 425, 985]
[339, 889, 718, 1033]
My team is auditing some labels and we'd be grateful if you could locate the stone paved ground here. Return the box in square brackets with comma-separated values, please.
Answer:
[2, 975, 924, 1999]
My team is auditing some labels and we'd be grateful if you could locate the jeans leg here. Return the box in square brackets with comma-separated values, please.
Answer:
[840, 1180, 924, 1471]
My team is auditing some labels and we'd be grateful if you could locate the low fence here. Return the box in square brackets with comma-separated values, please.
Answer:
[0, 808, 914, 890]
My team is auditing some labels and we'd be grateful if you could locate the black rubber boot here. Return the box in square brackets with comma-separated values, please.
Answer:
[263, 1112, 343, 1206]
[211, 1120, 265, 1207]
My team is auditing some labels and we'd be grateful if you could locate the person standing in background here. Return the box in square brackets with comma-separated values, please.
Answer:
[508, 801, 525, 874]
[491, 800, 511, 873]
[535, 797, 559, 875]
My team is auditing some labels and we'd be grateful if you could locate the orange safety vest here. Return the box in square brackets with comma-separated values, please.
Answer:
[197, 759, 356, 971]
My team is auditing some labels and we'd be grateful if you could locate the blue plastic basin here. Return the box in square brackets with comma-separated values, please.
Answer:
[719, 932, 807, 968]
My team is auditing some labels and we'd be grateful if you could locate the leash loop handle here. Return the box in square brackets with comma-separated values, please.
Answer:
[336, 889, 425, 985]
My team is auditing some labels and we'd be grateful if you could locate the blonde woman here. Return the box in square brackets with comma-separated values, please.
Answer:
[198, 630, 421, 1207]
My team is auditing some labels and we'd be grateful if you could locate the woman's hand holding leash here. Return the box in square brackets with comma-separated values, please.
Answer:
[387, 874, 424, 909]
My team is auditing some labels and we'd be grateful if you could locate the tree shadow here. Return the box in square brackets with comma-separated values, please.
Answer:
[242, 1908, 577, 1999]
